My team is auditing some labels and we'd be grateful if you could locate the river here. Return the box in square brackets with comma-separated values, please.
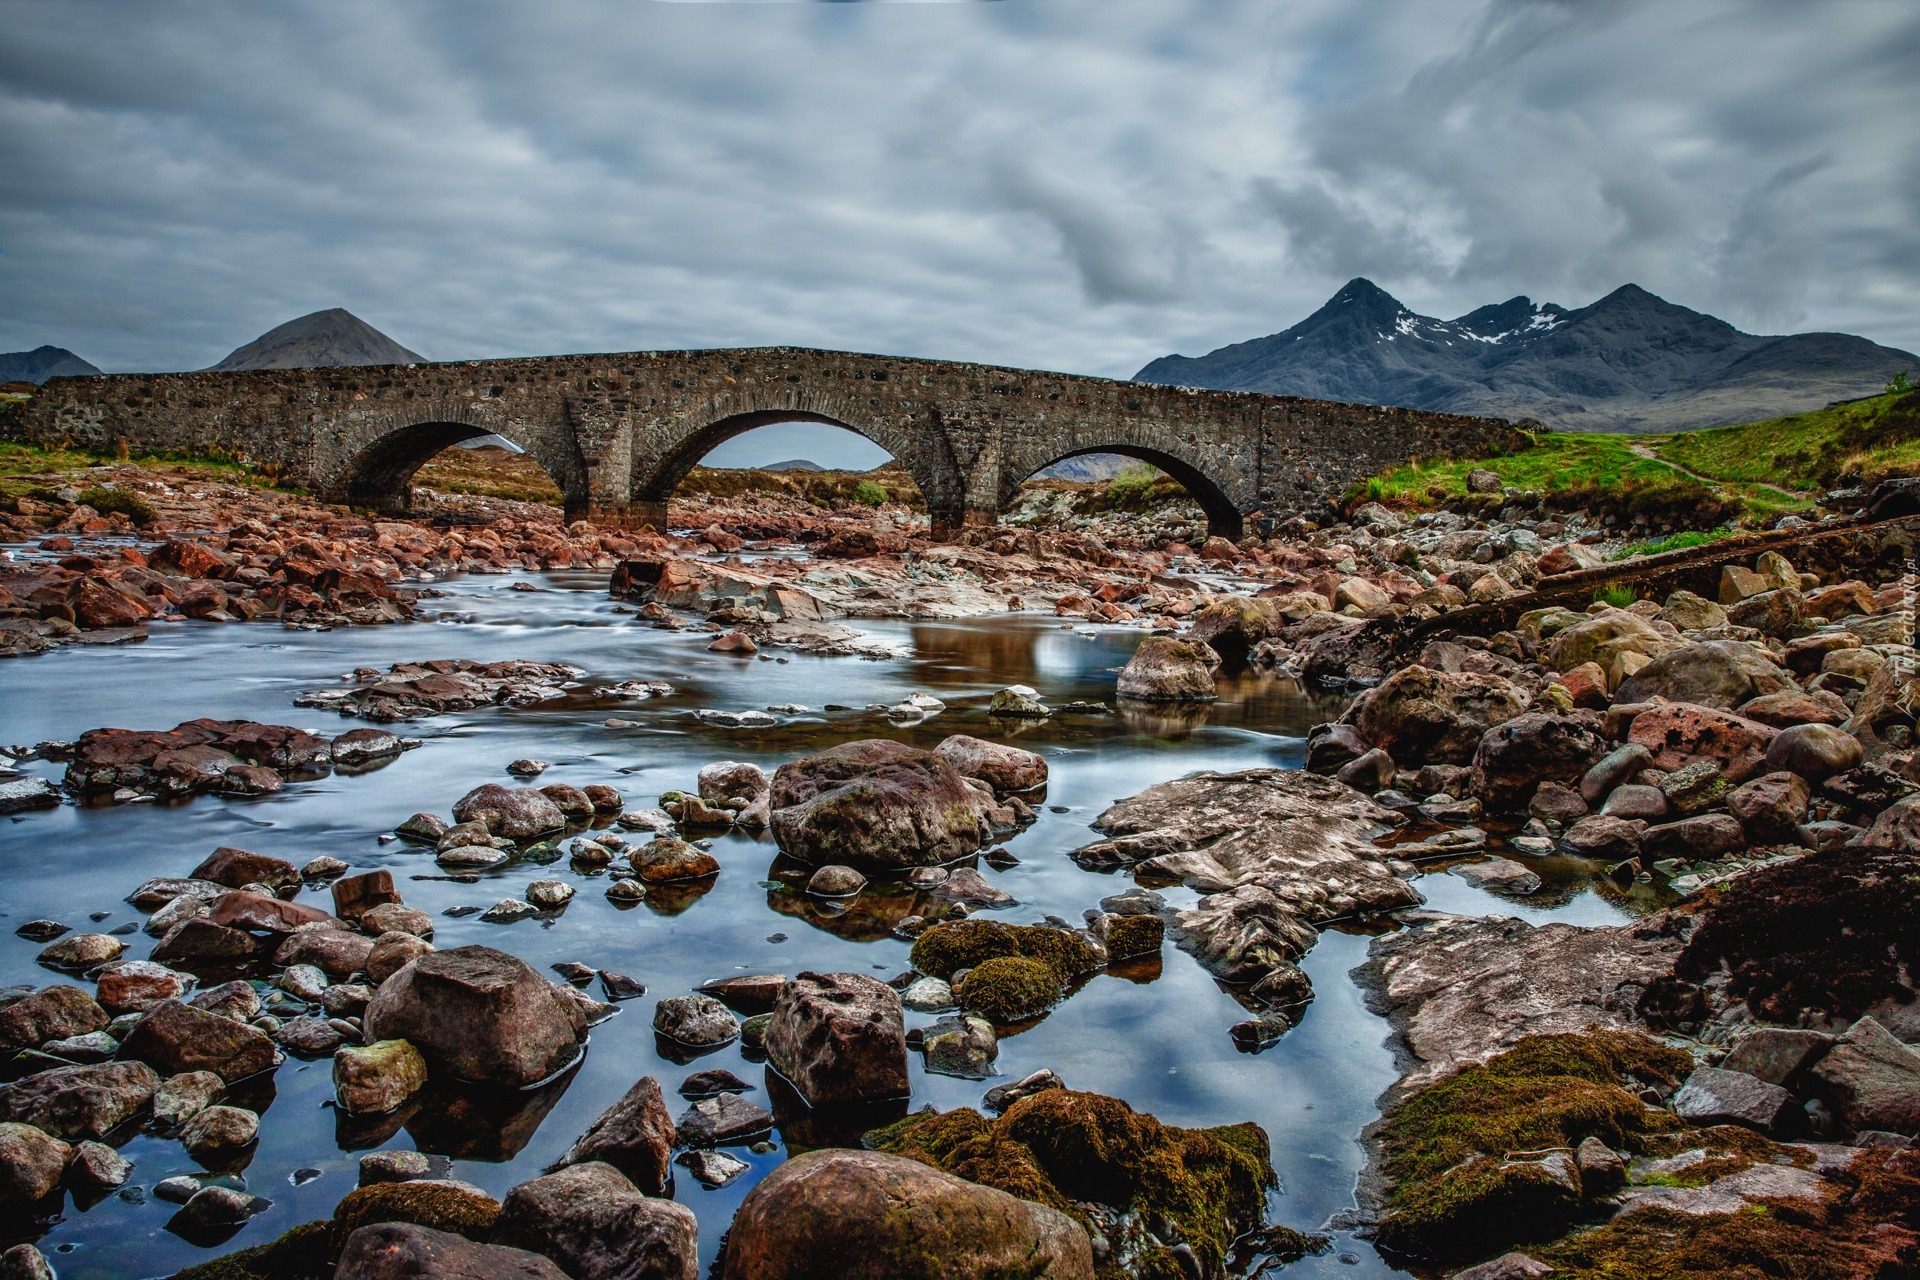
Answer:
[0, 564, 1638, 1278]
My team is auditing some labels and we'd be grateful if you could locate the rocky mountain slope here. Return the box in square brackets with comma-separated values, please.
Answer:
[1137, 278, 1918, 433]
[207, 308, 424, 371]
[0, 345, 102, 384]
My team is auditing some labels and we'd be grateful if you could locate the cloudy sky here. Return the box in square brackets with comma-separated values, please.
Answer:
[4, 0, 1917, 388]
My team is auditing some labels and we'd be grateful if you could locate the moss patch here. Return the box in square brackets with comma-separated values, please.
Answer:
[955, 956, 1061, 1022]
[1373, 1031, 1693, 1262]
[910, 920, 1102, 983]
[1541, 1149, 1920, 1279]
[326, 1180, 500, 1254]
[869, 1089, 1278, 1280]
[1103, 915, 1165, 961]
[168, 1221, 330, 1279]
[1644, 847, 1920, 1028]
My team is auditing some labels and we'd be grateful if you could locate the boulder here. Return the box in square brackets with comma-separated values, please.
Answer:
[0, 1060, 159, 1139]
[1765, 723, 1866, 781]
[1545, 609, 1674, 674]
[1627, 703, 1778, 783]
[0, 985, 108, 1051]
[208, 889, 339, 934]
[629, 838, 721, 884]
[189, 846, 300, 890]
[766, 971, 910, 1107]
[1643, 813, 1745, 860]
[1658, 590, 1727, 631]
[490, 1162, 698, 1280]
[717, 1148, 1093, 1280]
[651, 995, 739, 1048]
[179, 1103, 259, 1158]
[96, 960, 193, 1015]
[0, 1122, 70, 1212]
[769, 740, 992, 869]
[152, 918, 265, 966]
[1352, 665, 1528, 766]
[1809, 1017, 1920, 1136]
[1672, 1066, 1797, 1135]
[1612, 641, 1798, 710]
[1738, 689, 1852, 729]
[369, 933, 437, 985]
[696, 761, 770, 815]
[1470, 713, 1607, 811]
[1721, 1028, 1834, 1086]
[364, 946, 588, 1088]
[334, 870, 403, 921]
[1727, 772, 1813, 844]
[934, 735, 1048, 794]
[551, 1075, 675, 1195]
[335, 1039, 430, 1115]
[1114, 636, 1220, 701]
[675, 1093, 773, 1147]
[335, 1223, 567, 1280]
[451, 785, 567, 840]
[117, 999, 278, 1082]
[1186, 596, 1285, 666]
[275, 926, 376, 979]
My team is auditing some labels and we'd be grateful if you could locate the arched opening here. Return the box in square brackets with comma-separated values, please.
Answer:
[633, 412, 928, 534]
[331, 423, 576, 520]
[1010, 446, 1244, 542]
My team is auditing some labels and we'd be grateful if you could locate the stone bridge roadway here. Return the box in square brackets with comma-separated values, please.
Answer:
[15, 346, 1528, 538]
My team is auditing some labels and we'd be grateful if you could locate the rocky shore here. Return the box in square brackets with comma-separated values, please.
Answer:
[2, 455, 1917, 1279]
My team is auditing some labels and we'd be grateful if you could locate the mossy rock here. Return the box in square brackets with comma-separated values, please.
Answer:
[168, 1221, 330, 1279]
[326, 1180, 501, 1255]
[1539, 1147, 1920, 1279]
[910, 919, 1101, 983]
[955, 956, 1061, 1023]
[1373, 1031, 1693, 1262]
[869, 1088, 1276, 1279]
[1103, 915, 1164, 961]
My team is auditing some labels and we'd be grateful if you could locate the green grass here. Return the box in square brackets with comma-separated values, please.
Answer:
[1353, 391, 1920, 525]
[0, 439, 296, 503]
[1592, 584, 1639, 608]
[1658, 387, 1920, 490]
[1610, 528, 1734, 561]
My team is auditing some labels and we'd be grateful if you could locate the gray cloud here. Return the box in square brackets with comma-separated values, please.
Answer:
[0, 0, 1914, 379]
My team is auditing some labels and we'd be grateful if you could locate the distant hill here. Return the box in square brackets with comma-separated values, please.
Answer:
[1032, 453, 1156, 482]
[208, 308, 424, 371]
[1136, 278, 1920, 434]
[763, 458, 825, 472]
[0, 345, 102, 384]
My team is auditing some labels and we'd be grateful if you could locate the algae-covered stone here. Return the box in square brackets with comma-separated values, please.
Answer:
[910, 920, 1101, 984]
[869, 1089, 1274, 1278]
[1371, 1032, 1692, 1261]
[955, 956, 1061, 1023]
[333, 1039, 428, 1115]
[328, 1179, 501, 1251]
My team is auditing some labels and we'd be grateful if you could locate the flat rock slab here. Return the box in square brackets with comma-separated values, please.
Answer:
[1358, 911, 1688, 1092]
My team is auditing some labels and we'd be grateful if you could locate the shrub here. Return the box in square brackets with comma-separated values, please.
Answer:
[848, 479, 890, 506]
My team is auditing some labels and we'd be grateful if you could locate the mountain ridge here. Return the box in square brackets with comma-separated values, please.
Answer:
[1135, 279, 1918, 433]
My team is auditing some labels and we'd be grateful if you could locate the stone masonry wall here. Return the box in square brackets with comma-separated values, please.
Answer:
[10, 346, 1530, 536]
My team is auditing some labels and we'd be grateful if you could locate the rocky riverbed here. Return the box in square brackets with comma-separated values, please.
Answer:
[0, 465, 1916, 1280]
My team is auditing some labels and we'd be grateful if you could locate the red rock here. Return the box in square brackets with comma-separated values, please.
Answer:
[1627, 703, 1779, 783]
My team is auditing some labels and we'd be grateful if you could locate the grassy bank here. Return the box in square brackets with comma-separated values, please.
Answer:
[1355, 385, 1919, 525]
[0, 440, 292, 503]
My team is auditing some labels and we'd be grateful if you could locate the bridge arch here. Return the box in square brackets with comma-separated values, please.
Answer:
[325, 416, 588, 521]
[1002, 440, 1249, 541]
[628, 406, 966, 534]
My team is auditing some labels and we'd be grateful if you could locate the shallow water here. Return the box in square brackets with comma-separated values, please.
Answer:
[0, 567, 1637, 1278]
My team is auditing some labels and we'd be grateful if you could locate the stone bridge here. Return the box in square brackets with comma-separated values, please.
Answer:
[13, 346, 1528, 538]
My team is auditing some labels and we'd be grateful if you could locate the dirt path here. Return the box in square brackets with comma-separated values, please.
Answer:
[1627, 441, 1812, 503]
